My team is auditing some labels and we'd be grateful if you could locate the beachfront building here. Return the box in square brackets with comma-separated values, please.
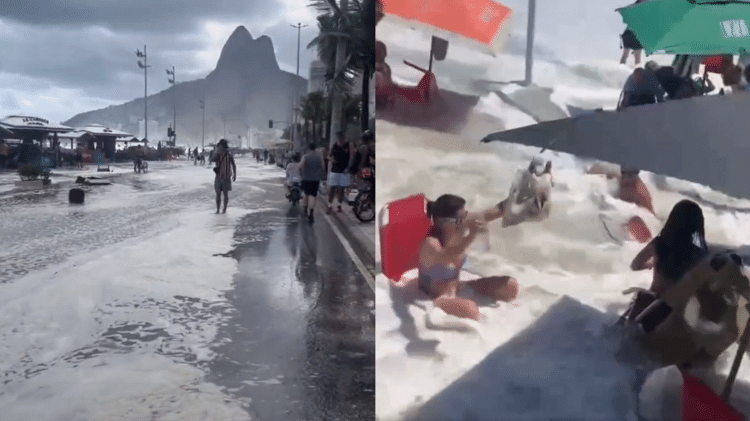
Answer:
[75, 124, 132, 160]
[308, 60, 327, 94]
[0, 115, 74, 167]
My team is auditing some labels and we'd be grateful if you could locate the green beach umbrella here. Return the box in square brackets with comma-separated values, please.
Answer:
[618, 0, 750, 55]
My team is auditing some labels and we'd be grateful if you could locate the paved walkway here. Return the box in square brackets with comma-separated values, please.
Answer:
[318, 182, 376, 291]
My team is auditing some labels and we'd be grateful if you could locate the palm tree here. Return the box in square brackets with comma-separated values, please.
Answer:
[307, 0, 373, 132]
[299, 91, 327, 146]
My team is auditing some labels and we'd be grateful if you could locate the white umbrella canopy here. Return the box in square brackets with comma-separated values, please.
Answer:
[78, 124, 132, 138]
[0, 115, 73, 133]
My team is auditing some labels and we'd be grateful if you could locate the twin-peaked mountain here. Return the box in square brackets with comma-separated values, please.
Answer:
[64, 26, 307, 144]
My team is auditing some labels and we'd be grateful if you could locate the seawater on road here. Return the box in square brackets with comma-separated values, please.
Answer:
[206, 182, 375, 421]
[0, 159, 374, 420]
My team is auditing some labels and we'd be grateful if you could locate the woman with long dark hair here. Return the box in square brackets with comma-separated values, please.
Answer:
[417, 194, 520, 321]
[630, 199, 709, 294]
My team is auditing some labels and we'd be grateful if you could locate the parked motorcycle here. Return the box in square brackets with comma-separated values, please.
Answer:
[287, 182, 302, 207]
[352, 168, 374, 222]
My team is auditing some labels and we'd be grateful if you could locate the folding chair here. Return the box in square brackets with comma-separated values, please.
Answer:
[626, 253, 749, 367]
[379, 194, 432, 282]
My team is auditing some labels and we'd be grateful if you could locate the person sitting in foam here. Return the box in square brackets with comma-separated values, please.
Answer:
[414, 194, 521, 321]
[623, 201, 750, 366]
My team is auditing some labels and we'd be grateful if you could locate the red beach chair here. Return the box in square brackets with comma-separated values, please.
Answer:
[682, 304, 750, 421]
[378, 194, 432, 282]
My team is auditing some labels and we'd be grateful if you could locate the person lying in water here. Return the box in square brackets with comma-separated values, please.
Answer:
[587, 163, 655, 215]
[416, 194, 521, 321]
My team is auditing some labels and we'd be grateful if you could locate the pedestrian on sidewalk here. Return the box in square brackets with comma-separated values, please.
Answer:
[350, 131, 374, 189]
[327, 131, 356, 214]
[75, 146, 84, 169]
[213, 138, 237, 214]
[0, 140, 9, 169]
[300, 142, 326, 223]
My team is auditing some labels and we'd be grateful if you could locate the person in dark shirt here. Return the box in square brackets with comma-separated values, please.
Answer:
[646, 61, 693, 100]
[622, 67, 665, 108]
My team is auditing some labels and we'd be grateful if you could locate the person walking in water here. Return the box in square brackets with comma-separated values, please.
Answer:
[327, 131, 355, 213]
[212, 139, 236, 214]
[619, 0, 645, 65]
[0, 140, 9, 169]
[299, 143, 326, 223]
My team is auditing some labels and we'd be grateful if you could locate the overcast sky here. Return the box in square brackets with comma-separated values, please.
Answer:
[0, 0, 320, 125]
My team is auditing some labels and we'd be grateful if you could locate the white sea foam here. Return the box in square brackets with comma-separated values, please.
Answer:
[377, 2, 750, 418]
[0, 159, 279, 419]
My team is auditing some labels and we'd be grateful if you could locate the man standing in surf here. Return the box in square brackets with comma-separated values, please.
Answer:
[212, 139, 236, 214]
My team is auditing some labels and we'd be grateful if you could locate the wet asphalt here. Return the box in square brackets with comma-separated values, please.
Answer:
[0, 160, 375, 420]
[206, 178, 375, 421]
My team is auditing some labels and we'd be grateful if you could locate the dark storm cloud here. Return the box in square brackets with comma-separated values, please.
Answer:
[0, 0, 282, 33]
[0, 22, 212, 101]
[0, 0, 318, 122]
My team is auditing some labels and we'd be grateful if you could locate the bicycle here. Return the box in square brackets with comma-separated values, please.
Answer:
[352, 167, 374, 222]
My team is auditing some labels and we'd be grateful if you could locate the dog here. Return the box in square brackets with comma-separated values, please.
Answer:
[502, 157, 553, 228]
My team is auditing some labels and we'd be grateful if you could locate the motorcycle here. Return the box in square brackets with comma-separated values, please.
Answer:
[287, 181, 302, 207]
[352, 168, 375, 223]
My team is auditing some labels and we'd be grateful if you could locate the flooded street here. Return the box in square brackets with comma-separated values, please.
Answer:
[0, 158, 374, 420]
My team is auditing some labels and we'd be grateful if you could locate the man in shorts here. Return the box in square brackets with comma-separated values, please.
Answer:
[300, 143, 326, 223]
[327, 131, 355, 213]
[213, 139, 236, 214]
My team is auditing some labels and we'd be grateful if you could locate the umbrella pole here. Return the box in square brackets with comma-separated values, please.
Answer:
[524, 0, 536, 86]
[721, 305, 750, 400]
[429, 44, 433, 73]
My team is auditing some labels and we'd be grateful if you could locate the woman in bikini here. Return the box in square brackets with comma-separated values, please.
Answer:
[622, 200, 710, 325]
[417, 194, 520, 321]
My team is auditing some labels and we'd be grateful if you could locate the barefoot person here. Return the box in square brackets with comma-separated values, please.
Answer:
[417, 194, 521, 321]
[212, 139, 236, 214]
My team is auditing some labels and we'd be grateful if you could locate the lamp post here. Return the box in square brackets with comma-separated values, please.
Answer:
[291, 23, 308, 153]
[136, 46, 151, 141]
[166, 66, 176, 146]
[199, 99, 205, 150]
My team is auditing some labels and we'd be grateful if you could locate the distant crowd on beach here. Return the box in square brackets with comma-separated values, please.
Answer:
[619, 10, 750, 109]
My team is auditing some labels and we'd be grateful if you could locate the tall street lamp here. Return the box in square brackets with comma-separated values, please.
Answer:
[136, 46, 151, 141]
[166, 66, 176, 146]
[199, 99, 205, 150]
[291, 22, 308, 152]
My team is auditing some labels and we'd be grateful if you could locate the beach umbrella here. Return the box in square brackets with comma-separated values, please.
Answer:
[618, 0, 750, 56]
[380, 0, 513, 54]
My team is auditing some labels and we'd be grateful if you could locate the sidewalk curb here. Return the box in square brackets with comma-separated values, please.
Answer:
[323, 212, 375, 292]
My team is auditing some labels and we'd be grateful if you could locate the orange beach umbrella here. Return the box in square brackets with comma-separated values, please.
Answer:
[380, 0, 513, 54]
